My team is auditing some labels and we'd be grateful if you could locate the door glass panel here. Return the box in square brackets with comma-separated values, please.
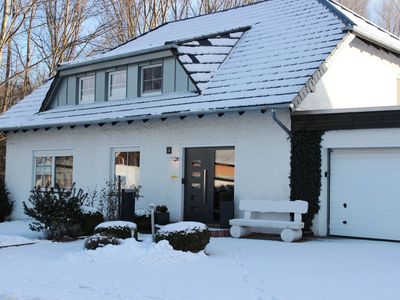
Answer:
[192, 183, 201, 190]
[192, 171, 201, 178]
[192, 160, 201, 167]
[115, 151, 140, 189]
[214, 149, 235, 221]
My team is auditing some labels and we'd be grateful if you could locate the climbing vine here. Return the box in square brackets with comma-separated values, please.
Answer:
[290, 130, 324, 233]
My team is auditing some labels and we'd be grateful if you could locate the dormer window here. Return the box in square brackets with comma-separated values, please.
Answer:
[142, 64, 162, 95]
[78, 75, 95, 104]
[108, 70, 127, 100]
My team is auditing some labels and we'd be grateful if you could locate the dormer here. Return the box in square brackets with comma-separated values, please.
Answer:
[41, 28, 248, 111]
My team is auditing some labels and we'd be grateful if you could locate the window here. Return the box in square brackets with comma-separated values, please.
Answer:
[114, 151, 140, 189]
[35, 155, 73, 189]
[108, 70, 127, 100]
[142, 64, 162, 94]
[79, 75, 95, 103]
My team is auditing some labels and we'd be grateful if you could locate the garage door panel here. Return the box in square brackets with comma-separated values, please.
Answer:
[329, 148, 400, 241]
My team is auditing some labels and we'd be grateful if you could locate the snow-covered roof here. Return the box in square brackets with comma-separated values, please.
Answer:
[1, 0, 399, 131]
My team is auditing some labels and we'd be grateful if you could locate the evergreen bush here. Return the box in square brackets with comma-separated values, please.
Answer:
[155, 222, 210, 252]
[0, 181, 13, 222]
[80, 207, 104, 236]
[85, 234, 121, 250]
[94, 221, 137, 239]
[23, 184, 87, 240]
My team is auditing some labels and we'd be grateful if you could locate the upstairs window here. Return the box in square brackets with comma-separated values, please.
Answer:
[142, 64, 162, 94]
[108, 70, 127, 100]
[79, 75, 95, 104]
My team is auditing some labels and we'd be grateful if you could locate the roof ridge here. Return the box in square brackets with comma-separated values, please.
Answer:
[317, 0, 354, 26]
[88, 0, 270, 59]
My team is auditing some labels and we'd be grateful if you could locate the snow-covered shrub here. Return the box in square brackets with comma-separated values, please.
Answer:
[23, 184, 88, 240]
[80, 206, 104, 236]
[134, 209, 151, 233]
[94, 221, 137, 239]
[85, 234, 121, 250]
[155, 222, 210, 253]
[0, 181, 13, 222]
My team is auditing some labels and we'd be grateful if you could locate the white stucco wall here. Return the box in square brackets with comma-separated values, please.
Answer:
[314, 128, 400, 236]
[299, 34, 400, 110]
[6, 110, 291, 223]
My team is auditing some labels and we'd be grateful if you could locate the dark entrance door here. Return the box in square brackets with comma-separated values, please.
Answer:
[184, 148, 215, 223]
[184, 147, 235, 224]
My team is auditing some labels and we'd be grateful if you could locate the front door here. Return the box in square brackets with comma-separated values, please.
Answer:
[184, 147, 235, 224]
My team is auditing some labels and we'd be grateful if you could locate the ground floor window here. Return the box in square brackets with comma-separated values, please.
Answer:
[35, 155, 73, 189]
[113, 150, 140, 189]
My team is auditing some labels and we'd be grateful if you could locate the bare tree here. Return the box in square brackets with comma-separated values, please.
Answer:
[0, 0, 34, 68]
[32, 0, 106, 76]
[335, 0, 369, 18]
[375, 0, 400, 36]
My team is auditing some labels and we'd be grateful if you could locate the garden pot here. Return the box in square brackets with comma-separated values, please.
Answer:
[155, 212, 170, 225]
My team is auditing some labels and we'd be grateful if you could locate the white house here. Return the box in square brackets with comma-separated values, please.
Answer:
[1, 0, 400, 240]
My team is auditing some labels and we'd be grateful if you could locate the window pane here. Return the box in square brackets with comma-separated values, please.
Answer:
[143, 68, 153, 80]
[115, 151, 140, 189]
[153, 66, 162, 79]
[80, 76, 95, 103]
[143, 80, 153, 92]
[55, 156, 73, 189]
[35, 156, 53, 187]
[153, 79, 162, 90]
[109, 71, 126, 100]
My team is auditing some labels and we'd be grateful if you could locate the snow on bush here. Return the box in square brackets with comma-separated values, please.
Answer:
[84, 234, 121, 250]
[94, 221, 137, 239]
[71, 237, 206, 267]
[155, 222, 210, 253]
[80, 206, 104, 236]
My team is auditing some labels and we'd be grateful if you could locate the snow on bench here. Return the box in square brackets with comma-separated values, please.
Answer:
[229, 199, 308, 242]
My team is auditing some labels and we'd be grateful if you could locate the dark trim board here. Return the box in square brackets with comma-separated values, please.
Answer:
[292, 108, 400, 132]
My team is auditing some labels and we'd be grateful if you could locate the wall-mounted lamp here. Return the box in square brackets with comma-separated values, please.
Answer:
[171, 156, 179, 162]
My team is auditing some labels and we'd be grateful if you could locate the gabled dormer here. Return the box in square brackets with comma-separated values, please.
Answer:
[41, 28, 248, 111]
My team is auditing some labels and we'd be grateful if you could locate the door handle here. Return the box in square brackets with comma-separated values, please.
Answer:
[203, 169, 207, 205]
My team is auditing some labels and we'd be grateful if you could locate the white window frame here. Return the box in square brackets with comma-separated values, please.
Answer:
[78, 75, 95, 104]
[141, 64, 163, 96]
[108, 70, 127, 101]
[33, 150, 74, 189]
[110, 147, 141, 189]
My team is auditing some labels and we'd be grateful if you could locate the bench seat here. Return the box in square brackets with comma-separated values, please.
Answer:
[229, 199, 308, 242]
[229, 218, 304, 230]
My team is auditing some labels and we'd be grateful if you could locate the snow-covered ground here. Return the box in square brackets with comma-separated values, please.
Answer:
[0, 221, 399, 300]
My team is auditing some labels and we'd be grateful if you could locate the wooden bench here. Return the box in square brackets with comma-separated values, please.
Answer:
[229, 199, 309, 242]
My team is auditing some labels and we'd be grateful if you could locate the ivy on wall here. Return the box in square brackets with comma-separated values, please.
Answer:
[290, 130, 323, 232]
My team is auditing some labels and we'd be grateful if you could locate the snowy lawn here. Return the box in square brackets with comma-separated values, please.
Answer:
[0, 221, 399, 300]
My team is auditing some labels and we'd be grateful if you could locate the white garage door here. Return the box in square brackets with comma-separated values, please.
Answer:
[330, 148, 400, 241]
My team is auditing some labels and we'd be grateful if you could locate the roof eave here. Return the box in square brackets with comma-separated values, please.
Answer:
[0, 102, 291, 132]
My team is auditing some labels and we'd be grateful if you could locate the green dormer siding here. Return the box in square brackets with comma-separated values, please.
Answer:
[48, 53, 196, 109]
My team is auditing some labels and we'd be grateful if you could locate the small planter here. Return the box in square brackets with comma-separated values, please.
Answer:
[155, 211, 170, 225]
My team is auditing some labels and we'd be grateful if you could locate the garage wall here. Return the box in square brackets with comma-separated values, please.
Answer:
[298, 34, 400, 110]
[6, 110, 291, 222]
[314, 128, 400, 236]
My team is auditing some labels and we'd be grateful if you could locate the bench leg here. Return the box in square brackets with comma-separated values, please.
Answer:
[280, 229, 302, 242]
[230, 226, 251, 238]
